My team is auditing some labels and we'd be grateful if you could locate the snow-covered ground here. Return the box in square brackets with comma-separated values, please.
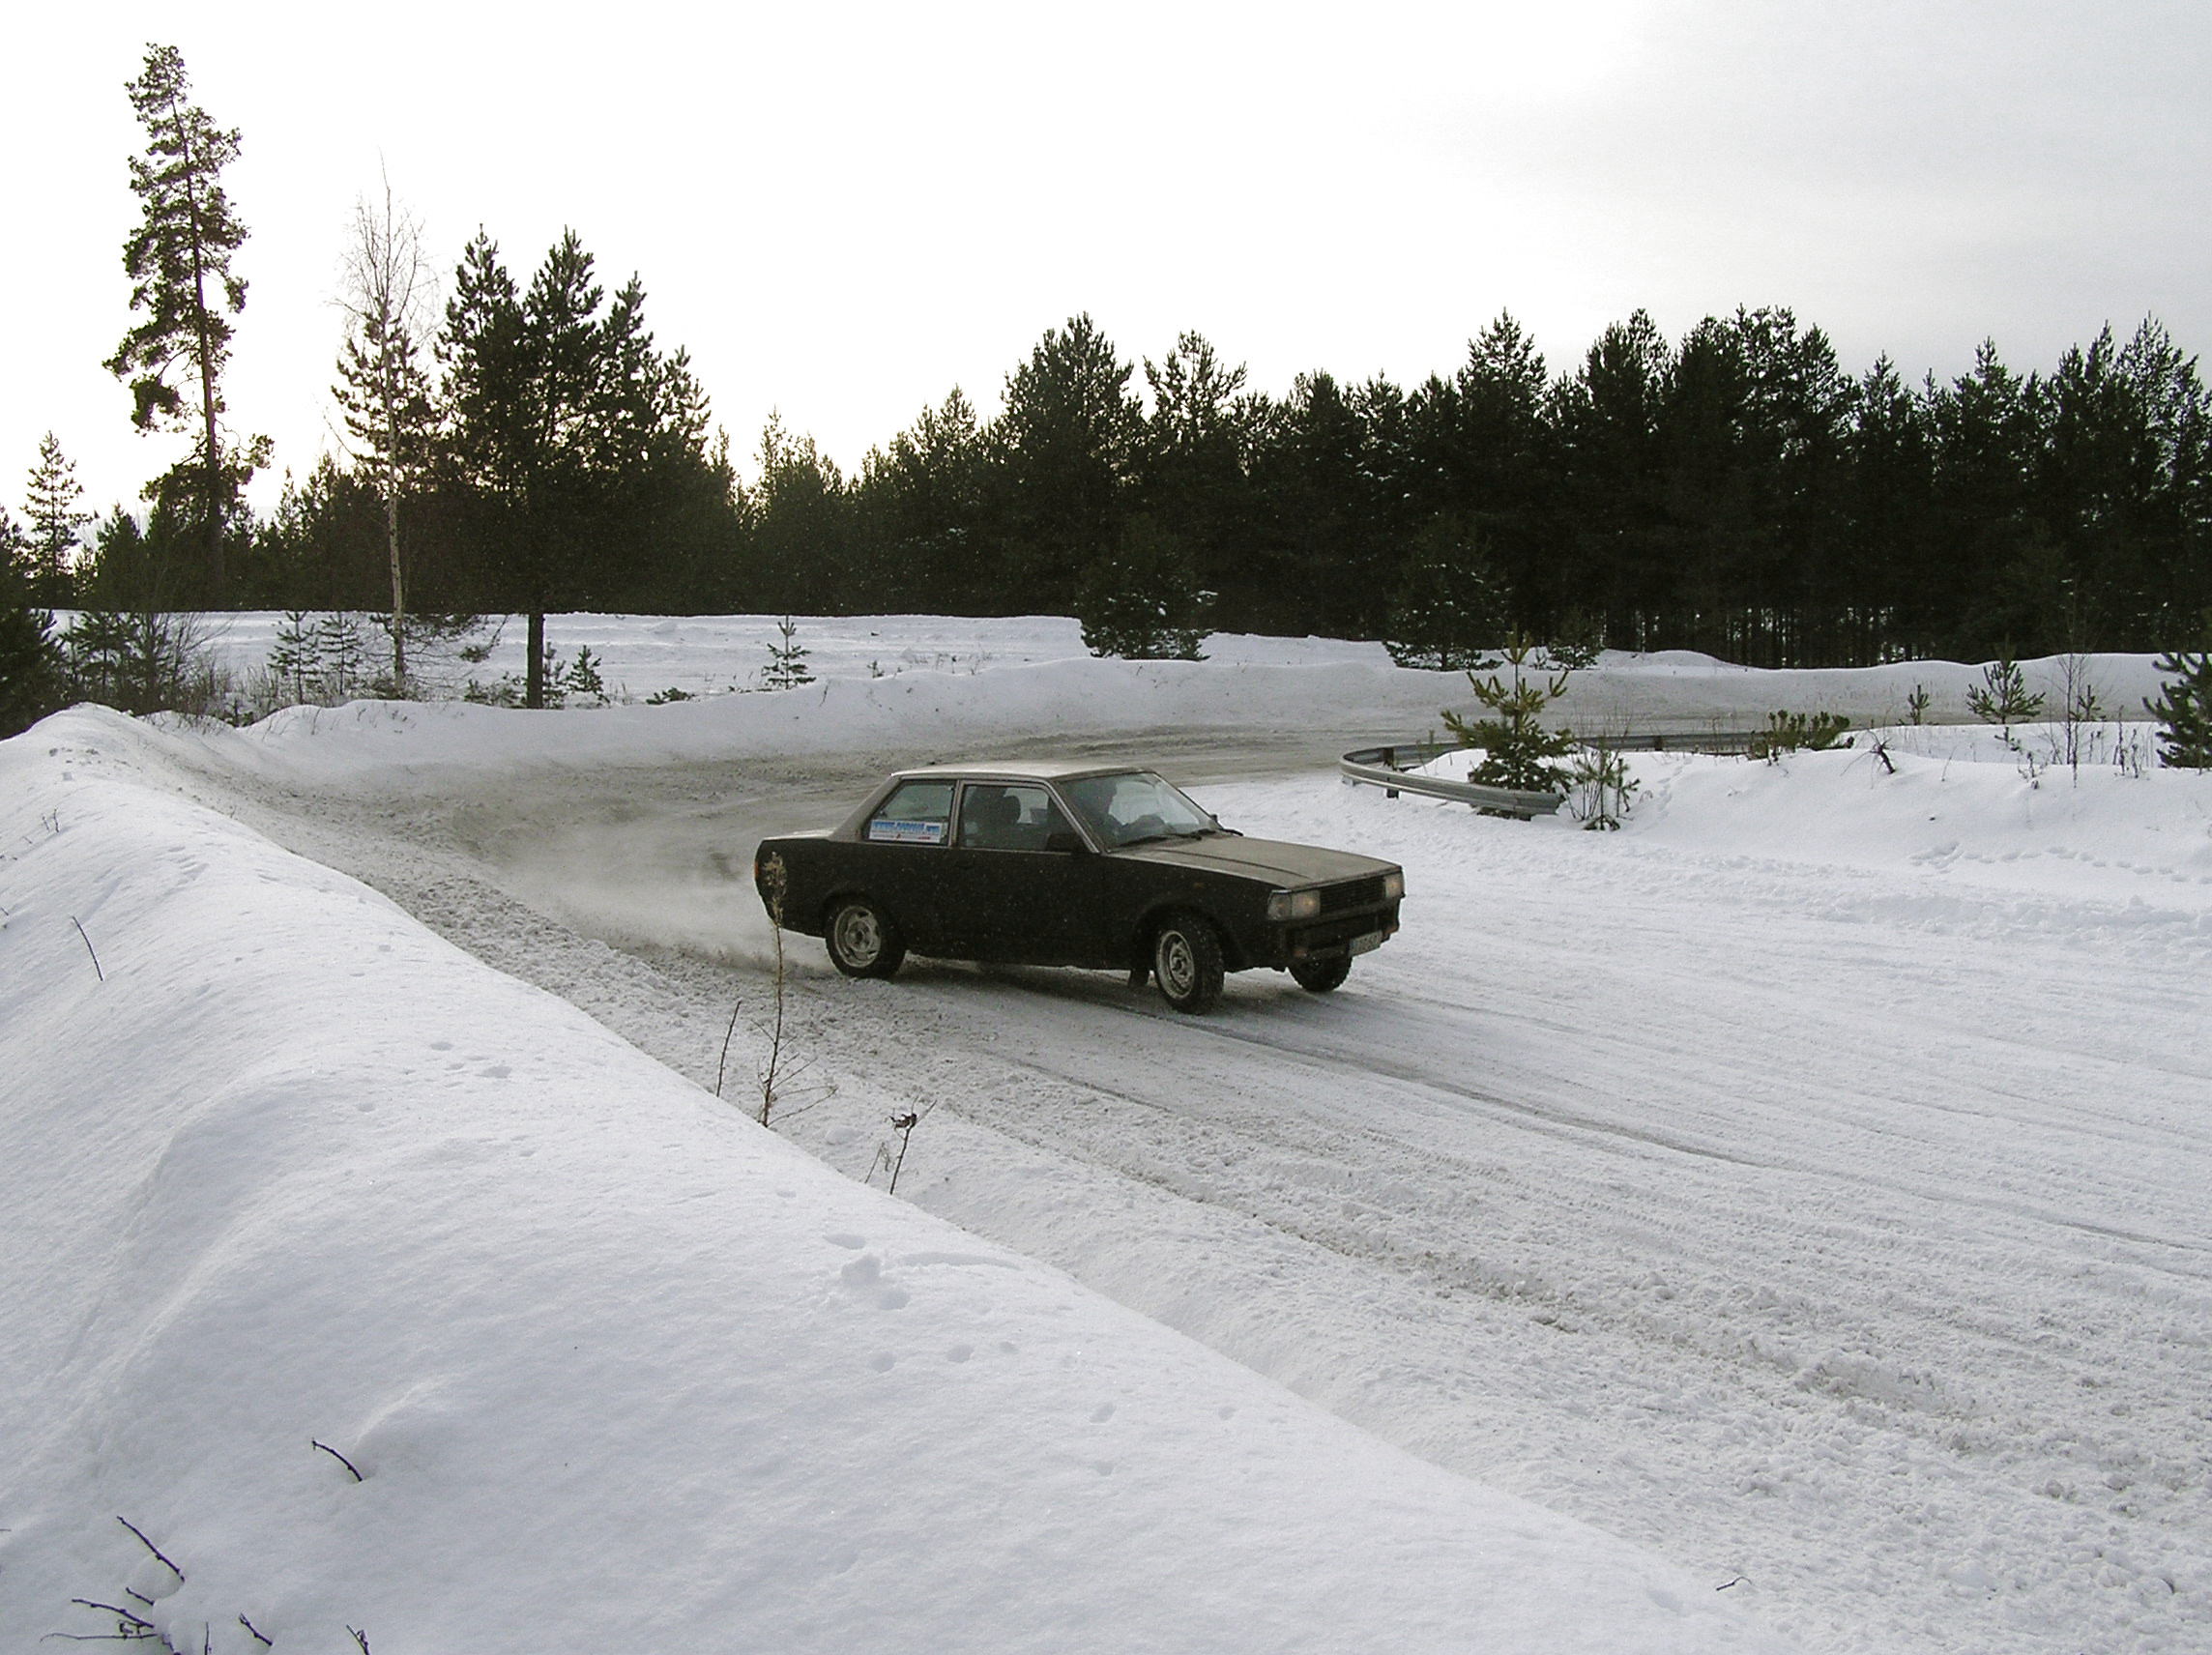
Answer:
[0, 711, 1770, 1655]
[6, 637, 2209, 1654]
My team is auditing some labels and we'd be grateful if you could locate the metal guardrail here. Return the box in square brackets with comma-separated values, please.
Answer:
[1340, 742, 1564, 819]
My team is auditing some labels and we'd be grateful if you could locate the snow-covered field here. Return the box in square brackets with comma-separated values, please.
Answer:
[5, 631, 2208, 1654]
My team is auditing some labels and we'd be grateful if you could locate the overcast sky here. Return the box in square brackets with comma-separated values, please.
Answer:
[7, 0, 2209, 520]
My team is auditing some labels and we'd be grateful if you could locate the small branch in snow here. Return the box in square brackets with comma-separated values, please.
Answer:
[115, 1517, 183, 1580]
[714, 991, 742, 1101]
[888, 1112, 920, 1195]
[347, 1626, 373, 1654]
[72, 917, 104, 982]
[42, 1634, 161, 1644]
[1715, 1576, 1745, 1591]
[311, 1437, 364, 1481]
[64, 1599, 156, 1635]
[238, 1614, 273, 1648]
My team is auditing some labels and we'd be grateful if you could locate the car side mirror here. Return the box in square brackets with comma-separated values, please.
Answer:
[1044, 830, 1091, 856]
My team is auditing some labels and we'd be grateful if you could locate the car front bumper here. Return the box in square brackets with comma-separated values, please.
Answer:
[1266, 903, 1400, 964]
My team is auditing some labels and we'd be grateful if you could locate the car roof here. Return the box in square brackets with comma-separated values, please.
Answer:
[887, 760, 1153, 784]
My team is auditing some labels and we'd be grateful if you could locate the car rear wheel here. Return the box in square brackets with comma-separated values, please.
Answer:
[1152, 914, 1225, 1013]
[827, 898, 905, 978]
[1289, 954, 1352, 993]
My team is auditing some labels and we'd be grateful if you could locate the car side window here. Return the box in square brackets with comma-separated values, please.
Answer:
[956, 784, 1071, 852]
[865, 780, 954, 845]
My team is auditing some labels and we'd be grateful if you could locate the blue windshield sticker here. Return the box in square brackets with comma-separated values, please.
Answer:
[868, 818, 946, 845]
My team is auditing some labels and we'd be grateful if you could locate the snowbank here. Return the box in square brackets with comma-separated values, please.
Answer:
[1415, 721, 2212, 912]
[107, 611, 2180, 792]
[129, 639, 2178, 799]
[0, 711, 1778, 1655]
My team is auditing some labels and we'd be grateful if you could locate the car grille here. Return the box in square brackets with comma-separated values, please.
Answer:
[1319, 876, 1387, 915]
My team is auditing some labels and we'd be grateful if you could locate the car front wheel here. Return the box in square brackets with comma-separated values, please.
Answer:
[827, 898, 906, 978]
[1289, 954, 1352, 993]
[1152, 914, 1225, 1013]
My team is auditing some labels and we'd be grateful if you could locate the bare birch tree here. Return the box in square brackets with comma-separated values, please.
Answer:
[334, 169, 436, 690]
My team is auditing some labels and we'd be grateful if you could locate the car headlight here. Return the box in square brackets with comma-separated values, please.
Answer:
[1266, 888, 1323, 922]
[1382, 871, 1404, 901]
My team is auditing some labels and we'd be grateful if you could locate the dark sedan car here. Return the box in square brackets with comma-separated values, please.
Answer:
[751, 762, 1403, 1012]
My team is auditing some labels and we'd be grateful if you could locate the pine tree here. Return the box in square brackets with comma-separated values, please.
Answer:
[1965, 654, 2045, 739]
[1441, 633, 1577, 794]
[23, 434, 91, 605]
[0, 555, 64, 739]
[0, 506, 25, 583]
[2145, 645, 2212, 769]
[439, 229, 725, 703]
[105, 45, 265, 599]
[562, 644, 608, 706]
[267, 609, 321, 705]
[993, 314, 1146, 611]
[317, 612, 367, 701]
[1075, 515, 1213, 660]
[856, 389, 986, 611]
[1383, 515, 1506, 670]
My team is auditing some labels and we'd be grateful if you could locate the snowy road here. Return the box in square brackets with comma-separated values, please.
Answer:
[141, 700, 2212, 1655]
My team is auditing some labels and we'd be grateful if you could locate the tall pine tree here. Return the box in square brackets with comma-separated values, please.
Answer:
[104, 44, 264, 600]
[990, 314, 1145, 612]
[439, 229, 727, 703]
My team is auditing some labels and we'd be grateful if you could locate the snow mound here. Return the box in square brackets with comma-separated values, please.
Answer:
[0, 711, 1778, 1655]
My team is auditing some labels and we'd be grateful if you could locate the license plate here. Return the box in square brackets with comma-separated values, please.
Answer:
[1348, 930, 1385, 956]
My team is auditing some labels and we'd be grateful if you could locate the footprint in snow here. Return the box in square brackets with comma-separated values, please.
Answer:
[839, 1253, 911, 1310]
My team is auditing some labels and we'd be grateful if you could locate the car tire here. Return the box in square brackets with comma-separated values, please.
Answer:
[1152, 913, 1225, 1013]
[826, 898, 906, 978]
[1289, 954, 1352, 993]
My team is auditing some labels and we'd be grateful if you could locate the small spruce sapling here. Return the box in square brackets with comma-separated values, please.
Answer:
[1566, 733, 1639, 829]
[267, 610, 320, 705]
[563, 644, 608, 706]
[1906, 684, 1932, 726]
[1748, 711, 1851, 761]
[317, 612, 368, 701]
[536, 640, 567, 708]
[1965, 655, 2043, 745]
[761, 616, 814, 689]
[1544, 608, 1606, 672]
[1441, 632, 1576, 794]
[2145, 643, 2212, 769]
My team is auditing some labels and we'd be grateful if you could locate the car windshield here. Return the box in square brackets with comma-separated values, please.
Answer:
[1058, 771, 1222, 849]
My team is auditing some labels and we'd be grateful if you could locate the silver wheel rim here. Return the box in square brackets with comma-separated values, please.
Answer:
[835, 907, 882, 967]
[1156, 931, 1196, 997]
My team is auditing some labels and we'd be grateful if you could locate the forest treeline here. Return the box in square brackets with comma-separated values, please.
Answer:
[41, 300, 2212, 672]
[10, 45, 2212, 697]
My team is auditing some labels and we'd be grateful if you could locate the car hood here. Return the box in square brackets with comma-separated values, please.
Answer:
[1116, 834, 1396, 886]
